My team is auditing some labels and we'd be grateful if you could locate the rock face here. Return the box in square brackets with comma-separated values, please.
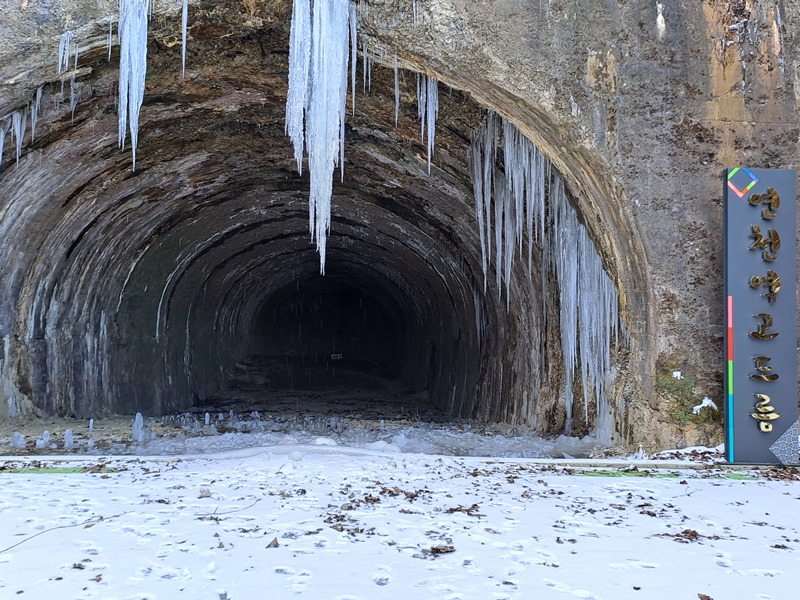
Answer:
[0, 1, 797, 449]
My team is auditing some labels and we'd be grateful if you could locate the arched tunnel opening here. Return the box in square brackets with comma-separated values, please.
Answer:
[0, 3, 655, 446]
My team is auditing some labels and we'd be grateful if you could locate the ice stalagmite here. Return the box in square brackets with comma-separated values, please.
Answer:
[468, 116, 623, 438]
[286, 0, 353, 273]
[118, 0, 149, 170]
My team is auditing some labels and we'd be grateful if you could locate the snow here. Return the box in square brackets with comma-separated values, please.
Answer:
[0, 443, 797, 599]
[693, 397, 719, 415]
[118, 0, 149, 170]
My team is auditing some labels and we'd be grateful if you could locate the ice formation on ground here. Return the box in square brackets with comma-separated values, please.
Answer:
[469, 114, 624, 439]
[63, 428, 74, 450]
[11, 431, 25, 449]
[132, 412, 156, 443]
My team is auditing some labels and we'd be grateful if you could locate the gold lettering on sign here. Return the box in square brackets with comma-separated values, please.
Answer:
[748, 188, 780, 220]
[750, 225, 780, 261]
[751, 393, 781, 432]
[749, 270, 781, 304]
[750, 313, 779, 340]
[750, 356, 779, 382]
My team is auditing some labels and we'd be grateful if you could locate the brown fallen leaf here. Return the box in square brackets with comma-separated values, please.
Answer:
[698, 594, 713, 600]
[430, 545, 455, 555]
[267, 537, 280, 548]
[90, 574, 102, 582]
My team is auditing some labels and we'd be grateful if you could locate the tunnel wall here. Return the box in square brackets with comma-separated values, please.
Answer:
[1, 0, 797, 448]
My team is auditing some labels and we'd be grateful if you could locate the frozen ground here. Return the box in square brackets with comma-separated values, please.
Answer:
[1, 437, 799, 600]
[1, 391, 798, 600]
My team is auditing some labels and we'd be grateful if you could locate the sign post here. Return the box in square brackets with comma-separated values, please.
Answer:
[724, 168, 798, 465]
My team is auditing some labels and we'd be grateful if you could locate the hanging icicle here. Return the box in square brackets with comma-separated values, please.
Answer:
[0, 117, 10, 175]
[57, 31, 76, 75]
[30, 87, 43, 143]
[285, 0, 354, 273]
[425, 76, 438, 174]
[11, 110, 27, 166]
[393, 53, 400, 126]
[107, 17, 114, 62]
[181, 0, 189, 77]
[415, 73, 438, 173]
[350, 3, 357, 115]
[118, 0, 149, 171]
[468, 115, 624, 437]
[285, 0, 311, 174]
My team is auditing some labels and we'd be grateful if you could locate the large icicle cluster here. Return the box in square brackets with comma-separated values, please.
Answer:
[118, 0, 149, 170]
[469, 114, 623, 436]
[285, 0, 355, 273]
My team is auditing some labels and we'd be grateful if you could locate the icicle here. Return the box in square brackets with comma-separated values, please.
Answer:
[118, 0, 149, 171]
[350, 2, 357, 115]
[11, 110, 27, 165]
[285, 0, 311, 174]
[70, 79, 82, 120]
[416, 73, 426, 142]
[425, 76, 438, 174]
[393, 52, 399, 126]
[493, 170, 504, 299]
[0, 117, 10, 175]
[107, 17, 114, 62]
[467, 115, 624, 436]
[362, 41, 370, 93]
[181, 0, 189, 77]
[30, 87, 43, 143]
[296, 0, 352, 273]
[57, 31, 75, 75]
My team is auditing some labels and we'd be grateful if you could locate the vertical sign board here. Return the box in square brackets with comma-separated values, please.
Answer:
[724, 168, 798, 465]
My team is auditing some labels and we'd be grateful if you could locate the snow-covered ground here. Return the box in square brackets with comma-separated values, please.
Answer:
[1, 440, 798, 600]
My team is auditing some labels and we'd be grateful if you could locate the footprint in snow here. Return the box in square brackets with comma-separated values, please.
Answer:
[608, 560, 658, 569]
[372, 564, 393, 586]
[714, 551, 733, 568]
